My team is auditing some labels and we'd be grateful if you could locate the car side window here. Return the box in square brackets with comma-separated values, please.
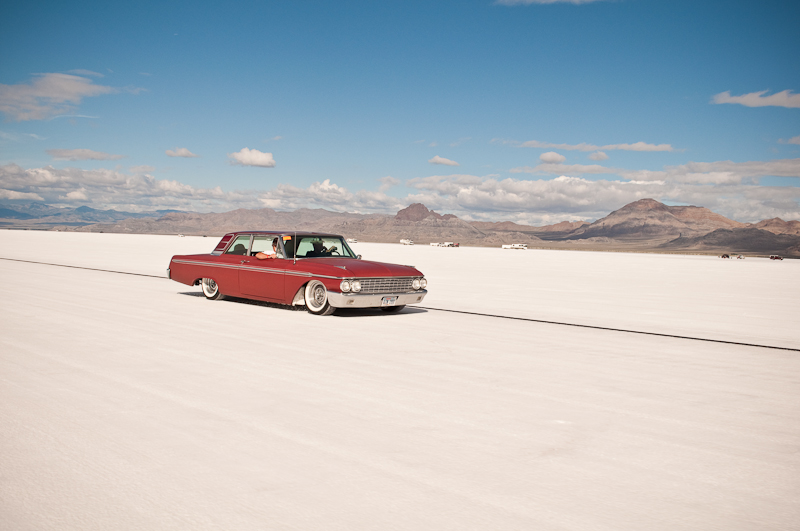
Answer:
[225, 235, 251, 255]
[251, 236, 272, 255]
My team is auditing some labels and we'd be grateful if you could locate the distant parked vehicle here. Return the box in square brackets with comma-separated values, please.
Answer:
[502, 243, 528, 250]
[346, 238, 358, 243]
[400, 239, 414, 245]
[430, 242, 458, 247]
[736, 254, 745, 259]
[178, 234, 185, 237]
[720, 253, 730, 259]
[770, 255, 783, 260]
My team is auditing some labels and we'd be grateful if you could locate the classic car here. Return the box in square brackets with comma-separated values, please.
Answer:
[167, 231, 428, 315]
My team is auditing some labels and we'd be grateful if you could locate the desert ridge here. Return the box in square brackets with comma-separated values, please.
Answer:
[2, 198, 799, 256]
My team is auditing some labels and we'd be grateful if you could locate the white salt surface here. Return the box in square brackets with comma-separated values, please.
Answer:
[1, 230, 799, 530]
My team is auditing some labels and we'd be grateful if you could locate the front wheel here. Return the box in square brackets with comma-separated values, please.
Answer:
[304, 280, 336, 315]
[201, 278, 224, 300]
[381, 305, 406, 313]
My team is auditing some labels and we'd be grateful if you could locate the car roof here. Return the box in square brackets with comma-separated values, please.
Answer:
[223, 231, 344, 238]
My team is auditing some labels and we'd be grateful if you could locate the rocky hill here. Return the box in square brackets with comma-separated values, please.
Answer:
[9, 197, 795, 256]
[330, 204, 543, 245]
[567, 198, 745, 241]
[660, 227, 800, 256]
[750, 218, 800, 236]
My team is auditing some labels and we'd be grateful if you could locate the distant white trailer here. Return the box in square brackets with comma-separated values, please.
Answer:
[346, 238, 358, 243]
[400, 239, 414, 245]
[430, 242, 442, 247]
[502, 243, 528, 250]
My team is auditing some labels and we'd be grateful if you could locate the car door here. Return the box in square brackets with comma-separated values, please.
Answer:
[239, 235, 286, 301]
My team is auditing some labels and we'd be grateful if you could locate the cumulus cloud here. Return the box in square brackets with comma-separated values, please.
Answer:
[780, 135, 800, 145]
[47, 148, 125, 161]
[539, 151, 566, 164]
[429, 155, 459, 166]
[712, 90, 800, 109]
[589, 151, 609, 161]
[166, 147, 199, 158]
[258, 179, 404, 213]
[521, 140, 674, 152]
[621, 158, 800, 184]
[0, 73, 119, 121]
[379, 176, 401, 192]
[0, 163, 257, 212]
[403, 173, 800, 224]
[0, 188, 44, 201]
[228, 147, 276, 167]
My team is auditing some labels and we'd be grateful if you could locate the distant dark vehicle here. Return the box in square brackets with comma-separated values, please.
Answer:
[769, 255, 783, 260]
[720, 253, 730, 259]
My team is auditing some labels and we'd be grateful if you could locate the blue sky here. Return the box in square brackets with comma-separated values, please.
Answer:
[1, 0, 799, 224]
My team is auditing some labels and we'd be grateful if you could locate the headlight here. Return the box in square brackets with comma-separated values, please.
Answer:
[351, 280, 362, 292]
[420, 278, 427, 289]
[340, 280, 351, 292]
[412, 278, 421, 290]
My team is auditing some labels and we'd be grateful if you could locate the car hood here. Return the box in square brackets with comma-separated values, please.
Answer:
[300, 258, 422, 278]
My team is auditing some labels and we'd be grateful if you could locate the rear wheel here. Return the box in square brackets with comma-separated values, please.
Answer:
[381, 305, 406, 313]
[305, 280, 336, 315]
[201, 278, 224, 300]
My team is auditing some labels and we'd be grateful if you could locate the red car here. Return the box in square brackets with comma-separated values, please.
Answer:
[168, 231, 428, 315]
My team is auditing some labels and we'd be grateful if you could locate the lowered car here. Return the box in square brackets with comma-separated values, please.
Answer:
[167, 231, 428, 315]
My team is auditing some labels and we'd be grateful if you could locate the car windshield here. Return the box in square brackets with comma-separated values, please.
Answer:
[289, 235, 356, 259]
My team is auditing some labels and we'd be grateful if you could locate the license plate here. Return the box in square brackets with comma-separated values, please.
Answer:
[381, 296, 398, 306]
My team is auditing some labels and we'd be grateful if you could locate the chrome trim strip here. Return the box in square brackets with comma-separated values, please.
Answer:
[171, 259, 342, 280]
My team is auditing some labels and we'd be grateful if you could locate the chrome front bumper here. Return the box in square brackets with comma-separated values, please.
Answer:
[327, 290, 427, 309]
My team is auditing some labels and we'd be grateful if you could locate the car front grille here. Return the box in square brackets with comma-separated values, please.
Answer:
[358, 277, 416, 294]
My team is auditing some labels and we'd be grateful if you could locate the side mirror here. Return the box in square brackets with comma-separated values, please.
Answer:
[357, 254, 362, 260]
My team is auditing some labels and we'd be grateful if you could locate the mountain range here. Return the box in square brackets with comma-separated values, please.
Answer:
[2, 199, 798, 257]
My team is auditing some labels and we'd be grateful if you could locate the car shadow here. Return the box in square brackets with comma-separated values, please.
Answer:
[178, 291, 427, 316]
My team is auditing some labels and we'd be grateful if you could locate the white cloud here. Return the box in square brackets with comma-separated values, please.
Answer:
[228, 147, 276, 167]
[429, 155, 459, 166]
[379, 176, 400, 192]
[0, 73, 118, 121]
[166, 148, 199, 158]
[539, 151, 566, 164]
[521, 140, 674, 152]
[404, 173, 800, 223]
[0, 188, 44, 201]
[2, 162, 799, 223]
[64, 189, 89, 201]
[66, 70, 104, 78]
[589, 151, 608, 161]
[258, 179, 404, 213]
[47, 148, 125, 161]
[621, 158, 800, 184]
[780, 135, 800, 145]
[712, 90, 800, 109]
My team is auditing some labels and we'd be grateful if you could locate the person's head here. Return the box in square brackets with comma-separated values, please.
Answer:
[312, 240, 324, 251]
[272, 237, 278, 250]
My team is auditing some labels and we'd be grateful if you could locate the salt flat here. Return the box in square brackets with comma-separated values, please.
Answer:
[1, 231, 799, 530]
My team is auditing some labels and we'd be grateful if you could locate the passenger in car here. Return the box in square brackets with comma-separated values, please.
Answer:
[256, 238, 283, 260]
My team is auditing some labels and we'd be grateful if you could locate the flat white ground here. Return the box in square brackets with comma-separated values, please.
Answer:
[1, 231, 798, 530]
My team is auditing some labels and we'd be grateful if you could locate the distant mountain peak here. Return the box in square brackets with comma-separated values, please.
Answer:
[395, 203, 455, 221]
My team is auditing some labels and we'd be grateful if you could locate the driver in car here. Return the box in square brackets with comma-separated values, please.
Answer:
[256, 238, 283, 260]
